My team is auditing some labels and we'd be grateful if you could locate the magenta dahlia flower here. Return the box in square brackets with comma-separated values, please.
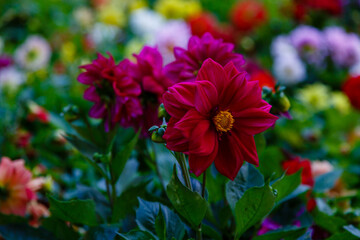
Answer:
[78, 53, 142, 130]
[164, 32, 246, 83]
[128, 46, 173, 135]
[163, 59, 278, 180]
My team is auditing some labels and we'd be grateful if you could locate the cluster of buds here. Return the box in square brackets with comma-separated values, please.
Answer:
[262, 84, 291, 118]
[149, 104, 169, 143]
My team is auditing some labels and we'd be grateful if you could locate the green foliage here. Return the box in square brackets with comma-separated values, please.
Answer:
[48, 195, 98, 226]
[234, 184, 276, 238]
[272, 170, 301, 203]
[166, 166, 208, 228]
[253, 226, 307, 240]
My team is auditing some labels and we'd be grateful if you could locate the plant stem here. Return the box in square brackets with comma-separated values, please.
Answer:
[197, 171, 207, 240]
[177, 152, 192, 191]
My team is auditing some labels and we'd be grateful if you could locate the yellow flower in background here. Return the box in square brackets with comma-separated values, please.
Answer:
[155, 0, 201, 19]
[98, 5, 126, 27]
[73, 7, 94, 29]
[61, 41, 76, 63]
[331, 92, 351, 114]
[297, 83, 330, 111]
[128, 0, 147, 12]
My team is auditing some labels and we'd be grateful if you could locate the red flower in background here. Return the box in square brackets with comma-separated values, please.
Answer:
[249, 70, 276, 92]
[163, 59, 278, 180]
[283, 157, 314, 187]
[128, 46, 173, 136]
[230, 0, 267, 32]
[294, 0, 342, 20]
[164, 32, 245, 83]
[78, 53, 142, 131]
[27, 102, 50, 124]
[343, 75, 360, 110]
[188, 13, 236, 43]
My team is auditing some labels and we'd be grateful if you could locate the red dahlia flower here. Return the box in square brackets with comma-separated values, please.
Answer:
[164, 32, 245, 83]
[343, 75, 360, 110]
[230, 0, 267, 32]
[163, 59, 278, 180]
[283, 157, 314, 187]
[78, 53, 142, 130]
[128, 46, 173, 136]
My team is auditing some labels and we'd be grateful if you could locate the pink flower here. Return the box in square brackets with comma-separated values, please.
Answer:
[163, 59, 278, 180]
[78, 53, 142, 130]
[164, 32, 246, 83]
[27, 201, 50, 227]
[0, 157, 37, 216]
[128, 46, 173, 136]
[311, 160, 334, 178]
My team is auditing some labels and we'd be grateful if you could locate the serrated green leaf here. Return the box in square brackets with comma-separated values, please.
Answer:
[166, 166, 208, 228]
[155, 207, 166, 240]
[48, 195, 98, 226]
[234, 184, 276, 238]
[226, 162, 264, 210]
[272, 170, 301, 203]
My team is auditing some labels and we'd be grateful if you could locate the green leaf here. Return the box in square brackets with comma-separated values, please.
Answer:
[326, 231, 359, 240]
[135, 198, 185, 240]
[313, 170, 342, 193]
[226, 162, 264, 209]
[42, 217, 80, 240]
[84, 224, 120, 240]
[258, 147, 284, 180]
[312, 210, 346, 234]
[234, 184, 276, 238]
[155, 207, 166, 240]
[202, 223, 222, 240]
[272, 170, 301, 203]
[166, 166, 208, 228]
[253, 226, 307, 240]
[112, 181, 149, 222]
[117, 230, 156, 240]
[0, 224, 55, 240]
[65, 133, 100, 160]
[111, 130, 140, 184]
[48, 195, 98, 226]
[0, 213, 27, 224]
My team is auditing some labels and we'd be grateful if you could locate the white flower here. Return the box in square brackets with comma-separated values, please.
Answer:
[273, 55, 306, 86]
[129, 8, 165, 41]
[89, 23, 120, 46]
[15, 35, 51, 71]
[271, 35, 298, 58]
[154, 20, 191, 64]
[73, 7, 94, 29]
[0, 67, 25, 89]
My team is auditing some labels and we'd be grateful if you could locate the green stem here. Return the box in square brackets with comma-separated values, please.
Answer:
[197, 171, 206, 240]
[176, 152, 192, 191]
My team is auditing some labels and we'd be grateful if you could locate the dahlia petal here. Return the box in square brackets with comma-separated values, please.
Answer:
[232, 108, 278, 135]
[189, 140, 218, 176]
[83, 86, 100, 102]
[219, 71, 248, 108]
[228, 80, 263, 112]
[175, 109, 206, 138]
[195, 80, 218, 115]
[196, 58, 226, 93]
[214, 135, 244, 180]
[163, 82, 196, 119]
[89, 102, 107, 119]
[188, 120, 216, 156]
[233, 132, 259, 167]
[163, 118, 189, 153]
[77, 72, 97, 85]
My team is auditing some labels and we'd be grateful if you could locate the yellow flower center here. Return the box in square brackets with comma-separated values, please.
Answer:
[212, 110, 234, 133]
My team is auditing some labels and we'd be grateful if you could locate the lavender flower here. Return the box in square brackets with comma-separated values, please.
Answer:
[0, 67, 24, 89]
[290, 25, 327, 65]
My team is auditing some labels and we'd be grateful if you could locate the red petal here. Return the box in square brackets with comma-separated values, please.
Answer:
[228, 81, 263, 112]
[188, 119, 216, 156]
[175, 109, 206, 138]
[214, 135, 244, 180]
[232, 132, 259, 167]
[163, 118, 189, 153]
[189, 140, 218, 176]
[163, 82, 196, 119]
[195, 80, 218, 115]
[196, 58, 227, 94]
[232, 108, 278, 135]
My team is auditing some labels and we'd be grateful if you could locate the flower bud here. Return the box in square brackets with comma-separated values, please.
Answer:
[158, 103, 170, 121]
[151, 127, 166, 143]
[278, 95, 291, 112]
[61, 105, 80, 122]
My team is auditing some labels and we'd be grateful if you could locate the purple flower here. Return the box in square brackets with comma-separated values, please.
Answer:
[290, 25, 327, 65]
[257, 218, 281, 235]
[324, 26, 360, 67]
[0, 56, 12, 71]
[77, 53, 142, 131]
[164, 32, 246, 83]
